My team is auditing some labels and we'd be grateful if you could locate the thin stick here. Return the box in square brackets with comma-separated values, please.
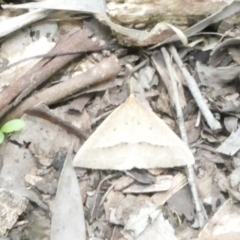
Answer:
[169, 45, 221, 131]
[161, 47, 207, 227]
[25, 103, 88, 140]
[90, 172, 121, 222]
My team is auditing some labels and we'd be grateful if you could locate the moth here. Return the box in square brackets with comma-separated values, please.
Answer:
[73, 94, 194, 170]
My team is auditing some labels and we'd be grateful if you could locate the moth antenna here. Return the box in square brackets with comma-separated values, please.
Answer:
[130, 77, 134, 95]
[126, 59, 148, 96]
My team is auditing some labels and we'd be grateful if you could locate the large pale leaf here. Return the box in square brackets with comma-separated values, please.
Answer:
[0, 9, 49, 38]
[51, 144, 86, 240]
[2, 0, 105, 14]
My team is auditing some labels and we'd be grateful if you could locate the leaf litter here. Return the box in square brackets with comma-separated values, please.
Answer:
[0, 0, 240, 239]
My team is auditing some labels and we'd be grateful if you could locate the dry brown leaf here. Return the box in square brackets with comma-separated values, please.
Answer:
[123, 175, 172, 194]
[151, 173, 188, 206]
[217, 127, 240, 156]
[199, 199, 240, 238]
[167, 185, 195, 221]
[113, 176, 135, 191]
[223, 116, 238, 133]
[122, 200, 177, 240]
[196, 61, 240, 88]
[185, 119, 201, 144]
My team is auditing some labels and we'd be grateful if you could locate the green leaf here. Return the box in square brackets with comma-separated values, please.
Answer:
[1, 119, 25, 133]
[0, 132, 5, 144]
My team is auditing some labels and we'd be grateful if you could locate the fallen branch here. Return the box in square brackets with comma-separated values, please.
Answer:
[1, 55, 121, 123]
[0, 28, 105, 116]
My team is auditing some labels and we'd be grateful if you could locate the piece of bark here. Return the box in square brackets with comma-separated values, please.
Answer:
[107, 0, 229, 26]
[1, 55, 121, 123]
[0, 188, 29, 236]
[0, 28, 105, 116]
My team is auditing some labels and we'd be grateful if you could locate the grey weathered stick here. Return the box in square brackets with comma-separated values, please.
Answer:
[169, 45, 221, 131]
[161, 47, 207, 227]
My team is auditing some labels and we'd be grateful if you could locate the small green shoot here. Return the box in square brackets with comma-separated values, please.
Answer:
[0, 132, 4, 144]
[0, 119, 25, 144]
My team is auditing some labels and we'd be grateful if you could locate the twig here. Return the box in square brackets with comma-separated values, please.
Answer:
[195, 110, 201, 127]
[91, 110, 113, 127]
[99, 181, 118, 207]
[161, 47, 207, 227]
[90, 172, 122, 222]
[151, 51, 186, 110]
[1, 55, 121, 124]
[169, 45, 222, 131]
[25, 103, 88, 140]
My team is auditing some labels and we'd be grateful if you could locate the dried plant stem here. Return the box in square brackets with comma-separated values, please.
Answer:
[169, 45, 221, 131]
[90, 172, 121, 221]
[161, 47, 207, 227]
